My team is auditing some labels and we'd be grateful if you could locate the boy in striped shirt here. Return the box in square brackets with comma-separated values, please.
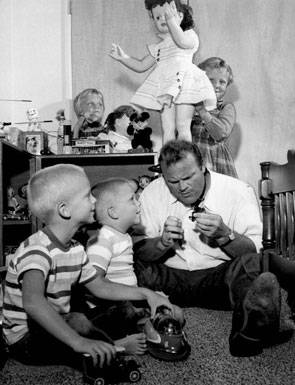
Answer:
[86, 178, 184, 355]
[3, 165, 177, 368]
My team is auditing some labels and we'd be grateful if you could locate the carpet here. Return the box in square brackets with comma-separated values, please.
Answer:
[1, 292, 295, 385]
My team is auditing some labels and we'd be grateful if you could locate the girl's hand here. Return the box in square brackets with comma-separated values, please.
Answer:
[109, 43, 129, 61]
[75, 338, 116, 368]
[163, 1, 178, 21]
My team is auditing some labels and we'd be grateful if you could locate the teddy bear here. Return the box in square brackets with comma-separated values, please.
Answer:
[127, 111, 153, 152]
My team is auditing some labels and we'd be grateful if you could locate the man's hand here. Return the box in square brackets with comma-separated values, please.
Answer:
[194, 209, 229, 240]
[161, 216, 183, 247]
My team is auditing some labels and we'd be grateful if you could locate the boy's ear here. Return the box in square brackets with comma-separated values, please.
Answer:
[58, 201, 71, 219]
[107, 206, 119, 220]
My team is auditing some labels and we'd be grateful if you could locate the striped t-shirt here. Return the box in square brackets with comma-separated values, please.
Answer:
[3, 227, 97, 345]
[87, 225, 137, 287]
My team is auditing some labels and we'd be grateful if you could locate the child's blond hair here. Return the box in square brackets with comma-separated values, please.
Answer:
[92, 178, 133, 222]
[28, 164, 86, 224]
[198, 57, 234, 85]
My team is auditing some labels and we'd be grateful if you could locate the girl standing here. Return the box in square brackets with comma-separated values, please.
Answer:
[191, 57, 238, 178]
[109, 0, 216, 144]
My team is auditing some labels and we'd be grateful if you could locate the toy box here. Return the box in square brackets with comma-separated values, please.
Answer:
[72, 139, 113, 154]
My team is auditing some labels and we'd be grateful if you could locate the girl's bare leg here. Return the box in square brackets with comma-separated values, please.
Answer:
[176, 104, 196, 142]
[160, 104, 176, 144]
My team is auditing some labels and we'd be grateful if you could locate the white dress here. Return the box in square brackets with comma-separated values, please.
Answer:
[130, 29, 216, 111]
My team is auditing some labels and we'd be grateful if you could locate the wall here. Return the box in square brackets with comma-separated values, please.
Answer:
[0, 0, 72, 153]
[71, 0, 295, 195]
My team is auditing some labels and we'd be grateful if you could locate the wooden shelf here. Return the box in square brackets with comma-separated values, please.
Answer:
[0, 140, 34, 267]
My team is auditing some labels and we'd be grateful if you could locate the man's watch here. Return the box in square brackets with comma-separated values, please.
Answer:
[217, 229, 235, 247]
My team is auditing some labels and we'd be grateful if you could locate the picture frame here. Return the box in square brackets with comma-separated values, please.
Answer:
[20, 131, 48, 155]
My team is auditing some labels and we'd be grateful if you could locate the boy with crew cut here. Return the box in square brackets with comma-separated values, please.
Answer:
[86, 177, 184, 355]
[2, 164, 176, 368]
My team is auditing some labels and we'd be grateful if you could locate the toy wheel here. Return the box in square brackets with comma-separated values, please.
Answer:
[129, 369, 141, 382]
[94, 377, 105, 385]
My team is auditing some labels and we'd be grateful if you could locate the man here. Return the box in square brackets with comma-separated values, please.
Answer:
[133, 139, 295, 357]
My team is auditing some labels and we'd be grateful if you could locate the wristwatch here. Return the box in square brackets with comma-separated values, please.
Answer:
[217, 229, 235, 247]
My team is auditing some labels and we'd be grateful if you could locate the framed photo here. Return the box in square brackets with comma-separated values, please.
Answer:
[20, 131, 47, 155]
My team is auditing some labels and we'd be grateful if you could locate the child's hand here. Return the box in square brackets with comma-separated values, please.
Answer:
[77, 338, 116, 368]
[109, 44, 129, 61]
[163, 1, 178, 21]
[146, 290, 175, 319]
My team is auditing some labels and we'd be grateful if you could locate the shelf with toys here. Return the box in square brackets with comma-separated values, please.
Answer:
[0, 136, 157, 268]
[0, 139, 34, 268]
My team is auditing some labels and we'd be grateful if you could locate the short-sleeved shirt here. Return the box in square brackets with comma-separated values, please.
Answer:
[136, 171, 262, 271]
[3, 227, 97, 345]
[87, 225, 137, 287]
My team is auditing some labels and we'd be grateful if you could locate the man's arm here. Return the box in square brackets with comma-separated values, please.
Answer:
[193, 210, 258, 259]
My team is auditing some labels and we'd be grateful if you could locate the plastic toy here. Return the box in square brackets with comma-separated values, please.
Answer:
[7, 186, 21, 215]
[127, 111, 153, 152]
[2, 213, 29, 221]
[136, 175, 152, 197]
[26, 108, 41, 131]
[83, 347, 141, 385]
[146, 307, 191, 362]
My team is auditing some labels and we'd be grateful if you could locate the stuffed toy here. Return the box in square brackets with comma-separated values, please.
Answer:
[127, 111, 153, 152]
[7, 186, 21, 215]
[137, 175, 153, 197]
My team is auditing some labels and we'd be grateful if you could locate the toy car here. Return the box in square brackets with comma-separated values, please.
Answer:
[83, 348, 141, 385]
[3, 213, 24, 221]
[146, 307, 191, 362]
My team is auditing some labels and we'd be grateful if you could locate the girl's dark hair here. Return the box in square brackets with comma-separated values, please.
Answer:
[145, 0, 194, 31]
[104, 105, 136, 132]
[159, 139, 203, 168]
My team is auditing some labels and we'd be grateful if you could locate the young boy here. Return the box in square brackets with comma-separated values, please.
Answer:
[86, 178, 184, 355]
[2, 165, 176, 368]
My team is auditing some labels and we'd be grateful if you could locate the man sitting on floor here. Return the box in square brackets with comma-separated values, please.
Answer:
[132, 139, 295, 357]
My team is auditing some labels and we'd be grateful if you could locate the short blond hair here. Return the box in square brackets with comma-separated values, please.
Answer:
[92, 178, 132, 222]
[198, 57, 234, 85]
[28, 164, 87, 224]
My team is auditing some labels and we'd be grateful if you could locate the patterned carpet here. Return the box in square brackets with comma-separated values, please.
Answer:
[1, 293, 295, 385]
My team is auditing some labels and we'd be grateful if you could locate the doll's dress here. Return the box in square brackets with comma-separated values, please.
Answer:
[191, 101, 238, 178]
[130, 29, 216, 111]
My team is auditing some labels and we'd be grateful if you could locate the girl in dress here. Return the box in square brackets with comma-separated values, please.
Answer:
[109, 0, 216, 144]
[191, 57, 238, 178]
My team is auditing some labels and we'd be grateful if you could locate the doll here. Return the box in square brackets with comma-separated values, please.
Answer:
[102, 105, 136, 152]
[7, 186, 21, 215]
[127, 111, 153, 152]
[26, 108, 41, 131]
[73, 88, 106, 139]
[109, 0, 216, 144]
